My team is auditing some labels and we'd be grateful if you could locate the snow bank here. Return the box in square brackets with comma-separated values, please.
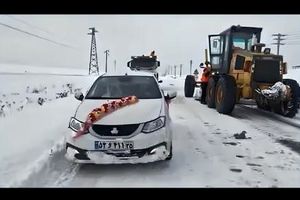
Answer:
[0, 68, 96, 186]
[0, 73, 97, 118]
[0, 97, 77, 186]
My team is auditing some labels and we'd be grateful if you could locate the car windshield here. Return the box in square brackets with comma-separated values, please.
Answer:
[85, 76, 162, 99]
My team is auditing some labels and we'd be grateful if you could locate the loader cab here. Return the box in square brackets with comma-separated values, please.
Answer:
[208, 25, 262, 74]
[127, 56, 160, 71]
[127, 55, 160, 79]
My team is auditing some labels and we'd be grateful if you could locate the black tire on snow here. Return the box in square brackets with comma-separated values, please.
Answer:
[215, 75, 237, 114]
[166, 143, 172, 160]
[184, 75, 196, 97]
[206, 77, 217, 108]
[256, 101, 271, 111]
[255, 97, 271, 111]
[274, 79, 299, 118]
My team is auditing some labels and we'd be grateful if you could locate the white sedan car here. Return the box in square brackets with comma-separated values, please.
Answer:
[65, 72, 176, 164]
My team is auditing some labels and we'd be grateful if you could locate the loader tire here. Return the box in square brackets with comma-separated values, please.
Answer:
[206, 77, 217, 108]
[274, 79, 299, 118]
[184, 75, 196, 97]
[256, 99, 271, 111]
[215, 75, 236, 114]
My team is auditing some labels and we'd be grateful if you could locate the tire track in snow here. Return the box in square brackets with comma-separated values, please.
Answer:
[11, 137, 80, 187]
[234, 104, 300, 129]
[232, 105, 300, 155]
[177, 97, 300, 186]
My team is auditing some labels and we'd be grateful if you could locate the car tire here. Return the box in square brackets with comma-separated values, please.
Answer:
[165, 143, 172, 160]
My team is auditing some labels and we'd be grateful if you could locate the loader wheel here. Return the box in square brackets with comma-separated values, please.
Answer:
[215, 75, 236, 114]
[206, 77, 217, 108]
[256, 98, 271, 111]
[274, 79, 299, 118]
[184, 75, 196, 97]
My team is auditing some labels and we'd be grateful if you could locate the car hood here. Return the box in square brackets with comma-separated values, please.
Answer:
[75, 99, 163, 125]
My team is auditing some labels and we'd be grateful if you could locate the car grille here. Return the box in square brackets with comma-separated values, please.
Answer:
[91, 124, 140, 137]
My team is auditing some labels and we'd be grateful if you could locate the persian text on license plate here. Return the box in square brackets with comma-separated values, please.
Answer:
[94, 141, 134, 150]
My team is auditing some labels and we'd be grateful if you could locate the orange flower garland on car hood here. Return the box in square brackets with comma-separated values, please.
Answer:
[72, 96, 138, 139]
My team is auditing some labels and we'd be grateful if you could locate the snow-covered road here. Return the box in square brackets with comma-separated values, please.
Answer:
[1, 73, 300, 187]
[65, 94, 300, 187]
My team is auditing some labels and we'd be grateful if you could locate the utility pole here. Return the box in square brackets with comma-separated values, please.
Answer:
[114, 59, 117, 72]
[174, 65, 177, 77]
[104, 50, 110, 73]
[272, 33, 286, 55]
[180, 64, 183, 77]
[190, 60, 192, 75]
[88, 27, 99, 75]
[170, 65, 173, 75]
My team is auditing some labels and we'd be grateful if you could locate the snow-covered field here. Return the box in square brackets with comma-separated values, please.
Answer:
[0, 64, 97, 186]
[0, 63, 88, 75]
[1, 65, 300, 187]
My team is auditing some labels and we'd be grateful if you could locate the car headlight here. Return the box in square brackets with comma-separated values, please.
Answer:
[142, 116, 165, 133]
[69, 117, 84, 132]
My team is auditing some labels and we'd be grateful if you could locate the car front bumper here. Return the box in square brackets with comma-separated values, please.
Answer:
[65, 127, 171, 164]
[65, 142, 169, 164]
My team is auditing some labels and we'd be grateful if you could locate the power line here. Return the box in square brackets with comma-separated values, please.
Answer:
[0, 21, 75, 49]
[271, 33, 286, 55]
[284, 31, 300, 35]
[285, 36, 300, 40]
[6, 15, 52, 35]
[286, 34, 300, 37]
[283, 39, 300, 42]
[285, 43, 300, 45]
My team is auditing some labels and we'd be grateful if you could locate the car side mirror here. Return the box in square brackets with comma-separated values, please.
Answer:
[127, 61, 131, 67]
[158, 80, 163, 83]
[157, 61, 160, 67]
[75, 92, 84, 101]
[164, 90, 177, 100]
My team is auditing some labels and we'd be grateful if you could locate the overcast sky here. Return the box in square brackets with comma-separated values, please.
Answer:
[1, 15, 300, 74]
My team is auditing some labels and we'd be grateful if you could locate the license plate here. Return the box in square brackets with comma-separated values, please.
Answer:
[94, 141, 134, 150]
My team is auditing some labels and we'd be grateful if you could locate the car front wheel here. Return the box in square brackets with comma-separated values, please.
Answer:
[165, 143, 172, 160]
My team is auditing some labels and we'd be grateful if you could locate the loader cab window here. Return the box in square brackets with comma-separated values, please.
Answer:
[209, 35, 224, 70]
[211, 36, 224, 54]
[232, 31, 260, 51]
[232, 38, 246, 49]
[247, 38, 253, 50]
